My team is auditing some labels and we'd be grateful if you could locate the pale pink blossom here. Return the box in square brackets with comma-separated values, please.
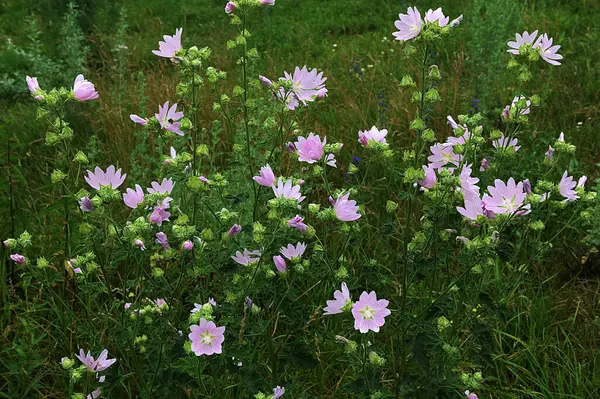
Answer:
[457, 196, 484, 221]
[577, 176, 587, 188]
[135, 239, 145, 251]
[287, 215, 307, 232]
[123, 185, 145, 209]
[258, 75, 273, 87]
[493, 133, 521, 151]
[189, 318, 225, 356]
[282, 66, 327, 106]
[225, 2, 237, 13]
[294, 133, 325, 164]
[260, 0, 275, 5]
[75, 349, 116, 372]
[427, 143, 461, 170]
[459, 164, 480, 201]
[418, 164, 437, 189]
[358, 126, 388, 147]
[152, 28, 182, 59]
[84, 166, 126, 190]
[273, 255, 287, 272]
[272, 386, 285, 398]
[147, 178, 175, 195]
[482, 178, 530, 215]
[424, 8, 449, 27]
[352, 291, 391, 333]
[87, 388, 101, 399]
[507, 30, 539, 55]
[534, 33, 563, 66]
[26, 76, 43, 100]
[183, 240, 194, 251]
[324, 282, 351, 315]
[231, 249, 261, 265]
[73, 74, 99, 101]
[10, 253, 25, 264]
[480, 158, 489, 171]
[559, 171, 578, 201]
[228, 224, 242, 237]
[331, 193, 361, 221]
[130, 114, 148, 125]
[156, 101, 184, 135]
[79, 197, 94, 212]
[272, 178, 305, 203]
[545, 146, 554, 160]
[253, 164, 275, 187]
[155, 232, 169, 250]
[149, 198, 172, 226]
[393, 7, 422, 41]
[465, 391, 478, 399]
[280, 242, 307, 260]
[325, 153, 337, 168]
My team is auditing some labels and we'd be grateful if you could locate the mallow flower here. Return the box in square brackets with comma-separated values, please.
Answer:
[282, 66, 327, 106]
[129, 114, 148, 125]
[225, 2, 237, 13]
[482, 178, 530, 215]
[228, 224, 242, 237]
[493, 133, 521, 152]
[123, 185, 145, 209]
[330, 193, 361, 221]
[155, 232, 169, 250]
[84, 166, 126, 190]
[10, 254, 25, 264]
[424, 7, 449, 26]
[352, 291, 391, 333]
[459, 164, 480, 201]
[231, 249, 261, 266]
[280, 242, 307, 261]
[534, 33, 563, 66]
[79, 197, 94, 212]
[559, 171, 578, 201]
[73, 74, 99, 101]
[358, 126, 388, 147]
[253, 164, 275, 187]
[26, 76, 43, 100]
[507, 30, 539, 55]
[156, 101, 184, 135]
[272, 178, 305, 203]
[287, 215, 307, 232]
[427, 143, 461, 170]
[418, 164, 437, 189]
[189, 318, 225, 356]
[324, 282, 351, 315]
[147, 178, 175, 195]
[457, 196, 484, 221]
[149, 198, 172, 226]
[294, 133, 325, 164]
[393, 7, 422, 41]
[272, 386, 285, 398]
[152, 28, 182, 59]
[273, 255, 287, 272]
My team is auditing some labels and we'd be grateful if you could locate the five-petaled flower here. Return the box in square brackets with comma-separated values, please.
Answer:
[73, 74, 99, 101]
[324, 282, 351, 315]
[189, 318, 225, 356]
[156, 101, 184, 136]
[84, 166, 126, 190]
[330, 193, 361, 221]
[153, 28, 182, 59]
[351, 291, 391, 333]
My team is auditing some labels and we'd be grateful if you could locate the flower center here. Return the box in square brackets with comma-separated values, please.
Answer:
[360, 305, 375, 320]
[501, 195, 518, 211]
[200, 330, 215, 345]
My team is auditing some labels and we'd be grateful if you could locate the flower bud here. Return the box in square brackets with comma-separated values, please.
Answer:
[51, 169, 67, 184]
[386, 200, 398, 213]
[61, 357, 75, 369]
[3, 238, 16, 248]
[409, 118, 426, 131]
[183, 240, 194, 251]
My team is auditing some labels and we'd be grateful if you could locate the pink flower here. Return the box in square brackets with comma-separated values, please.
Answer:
[259, 75, 273, 87]
[130, 114, 148, 125]
[465, 391, 478, 399]
[559, 171, 579, 201]
[482, 178, 530, 215]
[449, 14, 463, 27]
[534, 33, 563, 66]
[189, 318, 225, 356]
[124, 303, 131, 309]
[577, 176, 587, 188]
[155, 298, 167, 308]
[75, 349, 116, 372]
[73, 74, 99, 101]
[147, 178, 175, 195]
[508, 95, 531, 116]
[287, 215, 308, 232]
[493, 133, 521, 151]
[149, 198, 172, 225]
[480, 158, 489, 171]
[26, 76, 43, 100]
[424, 7, 449, 27]
[135, 239, 145, 251]
[282, 66, 327, 106]
[280, 242, 307, 261]
[225, 1, 237, 13]
[10, 253, 25, 264]
[253, 164, 275, 187]
[545, 146, 554, 160]
[393, 7, 422, 41]
[231, 249, 261, 265]
[457, 196, 484, 221]
[156, 101, 184, 136]
[558, 132, 565, 142]
[272, 178, 305, 203]
[325, 153, 337, 168]
[418, 164, 437, 189]
[351, 291, 391, 333]
[155, 232, 169, 250]
[123, 184, 145, 209]
[324, 282, 351, 315]
[260, 0, 275, 5]
[87, 388, 101, 399]
[523, 179, 532, 194]
[84, 166, 126, 190]
[358, 126, 388, 147]
[294, 133, 325, 163]
[228, 224, 242, 237]
[331, 193, 361, 221]
[507, 30, 539, 54]
[273, 255, 287, 272]
[183, 240, 194, 251]
[152, 28, 182, 59]
[272, 386, 285, 399]
[79, 196, 94, 212]
[76, 349, 96, 371]
[459, 164, 480, 201]
[427, 143, 461, 170]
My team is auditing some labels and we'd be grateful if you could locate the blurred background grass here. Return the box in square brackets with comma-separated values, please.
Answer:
[1, 1, 600, 396]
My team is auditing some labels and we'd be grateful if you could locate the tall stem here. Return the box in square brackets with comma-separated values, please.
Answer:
[191, 65, 199, 225]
